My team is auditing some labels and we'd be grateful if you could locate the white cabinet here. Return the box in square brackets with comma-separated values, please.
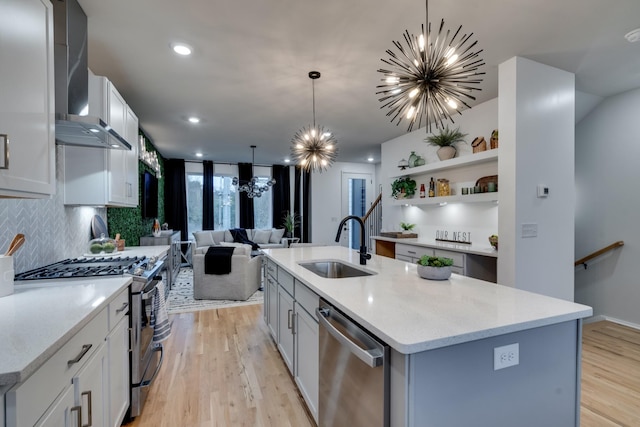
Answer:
[277, 284, 295, 374]
[62, 72, 139, 207]
[395, 243, 433, 263]
[72, 343, 107, 427]
[263, 262, 319, 424]
[106, 288, 130, 427]
[33, 383, 75, 427]
[0, 0, 55, 198]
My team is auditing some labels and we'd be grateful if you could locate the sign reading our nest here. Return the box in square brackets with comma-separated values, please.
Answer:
[435, 230, 472, 244]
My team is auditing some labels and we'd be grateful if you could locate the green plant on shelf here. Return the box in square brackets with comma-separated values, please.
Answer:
[424, 126, 468, 147]
[400, 222, 415, 231]
[391, 177, 417, 199]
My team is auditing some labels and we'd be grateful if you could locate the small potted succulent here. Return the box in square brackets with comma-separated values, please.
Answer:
[391, 177, 417, 199]
[400, 222, 416, 234]
[425, 126, 468, 160]
[416, 255, 454, 280]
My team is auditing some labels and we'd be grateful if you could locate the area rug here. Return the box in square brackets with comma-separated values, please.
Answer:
[166, 267, 263, 314]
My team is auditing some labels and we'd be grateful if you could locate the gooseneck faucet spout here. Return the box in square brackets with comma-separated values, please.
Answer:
[335, 215, 372, 265]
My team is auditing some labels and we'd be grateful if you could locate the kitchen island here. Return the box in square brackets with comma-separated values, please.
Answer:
[263, 246, 592, 427]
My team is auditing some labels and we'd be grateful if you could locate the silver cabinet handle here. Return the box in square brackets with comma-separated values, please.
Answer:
[67, 344, 92, 366]
[71, 405, 82, 427]
[287, 309, 293, 330]
[0, 134, 8, 169]
[408, 250, 416, 254]
[115, 302, 129, 314]
[81, 390, 93, 427]
[316, 307, 383, 368]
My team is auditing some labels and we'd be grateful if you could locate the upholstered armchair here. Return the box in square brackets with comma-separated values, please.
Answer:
[192, 243, 262, 300]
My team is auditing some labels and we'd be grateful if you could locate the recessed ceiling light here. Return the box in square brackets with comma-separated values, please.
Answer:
[625, 28, 640, 43]
[188, 117, 200, 124]
[171, 43, 193, 56]
[367, 157, 374, 162]
[284, 158, 291, 163]
[89, 128, 99, 133]
[195, 152, 203, 158]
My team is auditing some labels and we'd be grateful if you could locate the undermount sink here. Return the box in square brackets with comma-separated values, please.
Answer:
[298, 260, 376, 279]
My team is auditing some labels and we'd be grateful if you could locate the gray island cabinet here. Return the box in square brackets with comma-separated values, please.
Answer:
[262, 246, 592, 427]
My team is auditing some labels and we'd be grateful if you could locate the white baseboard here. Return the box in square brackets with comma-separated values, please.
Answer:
[584, 314, 640, 331]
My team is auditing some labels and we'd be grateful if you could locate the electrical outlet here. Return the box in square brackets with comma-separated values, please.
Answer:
[494, 343, 519, 370]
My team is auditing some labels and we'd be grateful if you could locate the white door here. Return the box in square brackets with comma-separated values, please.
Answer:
[339, 173, 373, 249]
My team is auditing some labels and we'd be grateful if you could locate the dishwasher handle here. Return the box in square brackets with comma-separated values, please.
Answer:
[316, 307, 383, 368]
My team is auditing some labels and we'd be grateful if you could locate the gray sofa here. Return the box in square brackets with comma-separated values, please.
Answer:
[192, 243, 262, 300]
[193, 228, 286, 251]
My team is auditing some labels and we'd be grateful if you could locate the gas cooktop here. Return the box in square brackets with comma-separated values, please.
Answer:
[15, 256, 145, 281]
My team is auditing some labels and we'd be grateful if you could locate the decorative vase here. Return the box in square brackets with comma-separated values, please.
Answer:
[408, 151, 418, 168]
[152, 219, 161, 237]
[417, 265, 452, 280]
[437, 146, 456, 161]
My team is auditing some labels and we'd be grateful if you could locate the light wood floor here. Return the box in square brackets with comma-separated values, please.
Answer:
[127, 307, 640, 427]
[127, 304, 314, 427]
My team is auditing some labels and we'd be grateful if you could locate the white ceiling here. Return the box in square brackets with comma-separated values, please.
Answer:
[77, 0, 640, 165]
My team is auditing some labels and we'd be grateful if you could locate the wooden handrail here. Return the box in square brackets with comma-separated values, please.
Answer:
[362, 193, 382, 223]
[575, 241, 624, 268]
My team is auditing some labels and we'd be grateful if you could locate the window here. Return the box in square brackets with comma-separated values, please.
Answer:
[252, 166, 274, 230]
[186, 172, 203, 238]
[213, 175, 238, 229]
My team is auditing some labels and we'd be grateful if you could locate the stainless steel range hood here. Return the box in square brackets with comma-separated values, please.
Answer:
[53, 0, 130, 150]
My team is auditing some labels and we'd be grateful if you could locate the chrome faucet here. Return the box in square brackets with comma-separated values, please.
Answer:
[335, 215, 372, 265]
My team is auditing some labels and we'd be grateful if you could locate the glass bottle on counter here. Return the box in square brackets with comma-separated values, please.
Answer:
[419, 183, 426, 198]
[428, 177, 435, 197]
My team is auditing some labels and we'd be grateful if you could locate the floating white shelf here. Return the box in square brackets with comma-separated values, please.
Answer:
[389, 149, 499, 179]
[390, 192, 499, 207]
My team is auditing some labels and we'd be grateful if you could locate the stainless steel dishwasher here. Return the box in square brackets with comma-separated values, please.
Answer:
[316, 298, 389, 427]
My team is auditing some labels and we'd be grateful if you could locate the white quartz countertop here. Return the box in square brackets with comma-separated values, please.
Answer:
[371, 235, 498, 257]
[109, 245, 169, 259]
[263, 246, 592, 354]
[0, 277, 131, 386]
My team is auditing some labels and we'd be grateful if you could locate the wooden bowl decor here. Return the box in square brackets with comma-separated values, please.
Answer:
[416, 255, 453, 280]
[489, 235, 498, 250]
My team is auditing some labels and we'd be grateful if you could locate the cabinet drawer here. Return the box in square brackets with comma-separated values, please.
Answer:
[396, 244, 432, 259]
[434, 249, 465, 268]
[6, 308, 108, 427]
[266, 259, 278, 281]
[295, 280, 319, 318]
[395, 254, 414, 263]
[108, 286, 129, 330]
[451, 266, 465, 275]
[278, 268, 294, 295]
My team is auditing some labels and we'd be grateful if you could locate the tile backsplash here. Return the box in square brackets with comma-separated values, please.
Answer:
[0, 148, 105, 273]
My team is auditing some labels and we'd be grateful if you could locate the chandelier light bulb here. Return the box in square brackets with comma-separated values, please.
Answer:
[447, 98, 458, 109]
[409, 88, 419, 98]
[419, 34, 425, 51]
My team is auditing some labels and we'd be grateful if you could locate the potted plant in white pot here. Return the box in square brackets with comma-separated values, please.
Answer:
[425, 126, 468, 160]
[400, 222, 416, 234]
[416, 255, 454, 280]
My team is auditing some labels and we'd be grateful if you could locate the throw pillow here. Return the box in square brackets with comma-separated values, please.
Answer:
[193, 231, 215, 248]
[210, 230, 225, 245]
[253, 229, 271, 245]
[224, 229, 234, 242]
[270, 228, 286, 244]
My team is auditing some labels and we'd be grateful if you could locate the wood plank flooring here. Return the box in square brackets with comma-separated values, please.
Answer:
[126, 305, 314, 427]
[126, 307, 640, 427]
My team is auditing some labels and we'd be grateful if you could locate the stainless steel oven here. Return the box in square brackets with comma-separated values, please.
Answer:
[129, 275, 164, 418]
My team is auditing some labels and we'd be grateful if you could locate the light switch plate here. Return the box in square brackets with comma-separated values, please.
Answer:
[522, 223, 538, 238]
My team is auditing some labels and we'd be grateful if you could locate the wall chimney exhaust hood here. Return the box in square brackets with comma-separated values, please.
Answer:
[53, 0, 130, 150]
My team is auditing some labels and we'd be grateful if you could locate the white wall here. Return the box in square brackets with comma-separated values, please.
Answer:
[380, 98, 499, 242]
[575, 87, 640, 324]
[498, 57, 575, 301]
[311, 162, 378, 245]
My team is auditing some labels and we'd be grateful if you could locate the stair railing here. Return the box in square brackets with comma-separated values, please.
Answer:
[362, 190, 383, 251]
[575, 241, 624, 269]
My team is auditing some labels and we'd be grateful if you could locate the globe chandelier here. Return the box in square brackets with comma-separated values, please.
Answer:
[376, 0, 485, 132]
[232, 145, 275, 198]
[291, 71, 338, 173]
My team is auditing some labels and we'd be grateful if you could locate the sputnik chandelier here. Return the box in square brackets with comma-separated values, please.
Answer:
[376, 0, 485, 132]
[232, 145, 275, 198]
[291, 71, 338, 173]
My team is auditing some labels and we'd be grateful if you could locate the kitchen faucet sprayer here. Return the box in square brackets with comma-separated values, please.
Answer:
[335, 215, 372, 265]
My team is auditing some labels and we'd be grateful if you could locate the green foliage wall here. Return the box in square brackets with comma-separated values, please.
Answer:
[107, 132, 165, 247]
